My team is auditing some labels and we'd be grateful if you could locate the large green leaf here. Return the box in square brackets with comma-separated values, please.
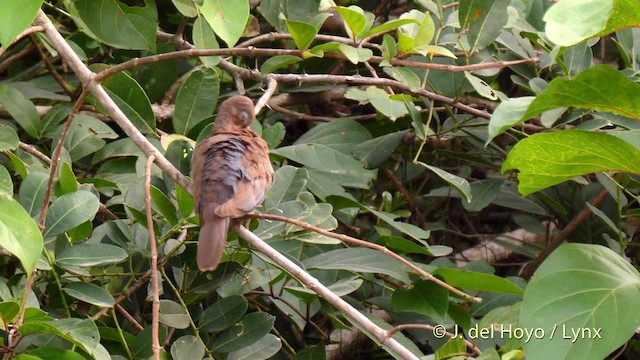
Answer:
[199, 295, 248, 332]
[352, 130, 408, 169]
[173, 68, 219, 135]
[521, 244, 640, 360]
[210, 312, 275, 353]
[101, 71, 155, 134]
[0, 125, 19, 151]
[286, 20, 318, 51]
[391, 279, 449, 321]
[502, 130, 640, 196]
[0, 165, 12, 195]
[304, 248, 410, 283]
[459, 0, 509, 51]
[171, 335, 206, 360]
[257, 0, 321, 32]
[417, 162, 472, 203]
[159, 300, 190, 329]
[20, 318, 102, 357]
[335, 6, 367, 40]
[0, 84, 42, 138]
[227, 334, 282, 360]
[486, 97, 535, 145]
[192, 16, 220, 67]
[433, 268, 524, 295]
[198, 0, 249, 47]
[544, 0, 611, 46]
[44, 190, 100, 238]
[521, 65, 640, 121]
[295, 120, 371, 154]
[0, 193, 43, 275]
[56, 243, 128, 267]
[63, 282, 115, 307]
[0, 0, 43, 47]
[75, 0, 157, 51]
[19, 171, 48, 216]
[263, 166, 308, 210]
[272, 143, 376, 190]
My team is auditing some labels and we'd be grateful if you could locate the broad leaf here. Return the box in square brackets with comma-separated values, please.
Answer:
[198, 0, 249, 47]
[433, 268, 524, 295]
[521, 244, 640, 360]
[417, 162, 472, 203]
[173, 67, 219, 135]
[0, 193, 43, 275]
[392, 280, 448, 321]
[502, 130, 640, 196]
[459, 0, 509, 51]
[171, 335, 206, 360]
[486, 97, 535, 145]
[192, 16, 220, 67]
[304, 248, 410, 283]
[63, 282, 115, 307]
[56, 243, 128, 267]
[75, 0, 157, 51]
[44, 190, 100, 238]
[227, 334, 282, 360]
[210, 312, 275, 353]
[0, 0, 43, 47]
[0, 84, 42, 138]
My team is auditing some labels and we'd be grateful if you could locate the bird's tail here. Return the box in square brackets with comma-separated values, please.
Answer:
[197, 216, 229, 271]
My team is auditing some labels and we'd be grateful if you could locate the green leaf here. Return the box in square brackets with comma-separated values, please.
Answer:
[459, 0, 509, 51]
[272, 143, 376, 190]
[198, 0, 249, 47]
[392, 280, 449, 321]
[159, 300, 190, 329]
[192, 16, 220, 67]
[101, 71, 155, 134]
[0, 301, 20, 323]
[433, 268, 524, 295]
[383, 67, 421, 90]
[56, 162, 78, 196]
[199, 295, 248, 332]
[502, 130, 640, 196]
[0, 0, 43, 47]
[0, 84, 42, 138]
[75, 0, 157, 51]
[21, 318, 101, 357]
[338, 43, 372, 64]
[486, 97, 535, 145]
[92, 138, 144, 164]
[24, 347, 87, 360]
[0, 165, 12, 195]
[462, 179, 504, 212]
[262, 122, 286, 149]
[0, 192, 43, 275]
[56, 243, 128, 267]
[381, 33, 398, 61]
[0, 125, 19, 151]
[364, 18, 418, 39]
[295, 119, 371, 154]
[176, 183, 194, 219]
[261, 55, 302, 74]
[286, 20, 318, 51]
[19, 171, 48, 216]
[335, 6, 367, 40]
[227, 334, 282, 360]
[521, 244, 640, 360]
[44, 190, 100, 238]
[210, 312, 276, 353]
[257, 0, 322, 32]
[171, 335, 206, 360]
[352, 130, 408, 169]
[346, 87, 409, 120]
[521, 65, 640, 121]
[172, 0, 197, 17]
[150, 185, 178, 226]
[173, 68, 219, 135]
[63, 282, 115, 307]
[304, 248, 410, 283]
[464, 71, 497, 100]
[263, 166, 308, 209]
[544, 0, 611, 46]
[417, 161, 472, 203]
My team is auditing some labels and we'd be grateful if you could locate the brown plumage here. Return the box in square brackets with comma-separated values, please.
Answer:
[192, 95, 274, 271]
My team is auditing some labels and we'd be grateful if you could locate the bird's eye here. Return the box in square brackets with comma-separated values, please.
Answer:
[239, 110, 250, 122]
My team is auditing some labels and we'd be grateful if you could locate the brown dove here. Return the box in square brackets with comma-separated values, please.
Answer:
[192, 95, 274, 271]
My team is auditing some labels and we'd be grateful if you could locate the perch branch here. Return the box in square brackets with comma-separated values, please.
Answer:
[236, 225, 420, 360]
[144, 155, 161, 360]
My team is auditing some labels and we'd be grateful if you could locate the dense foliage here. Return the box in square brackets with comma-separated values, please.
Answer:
[1, 0, 640, 359]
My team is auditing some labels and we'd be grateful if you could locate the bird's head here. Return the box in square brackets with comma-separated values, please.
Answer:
[213, 95, 255, 132]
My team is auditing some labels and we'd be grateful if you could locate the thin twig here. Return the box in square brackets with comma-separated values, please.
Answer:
[236, 225, 419, 360]
[254, 76, 278, 115]
[18, 142, 51, 165]
[38, 89, 90, 231]
[269, 103, 377, 122]
[249, 213, 482, 303]
[145, 153, 161, 360]
[0, 25, 44, 57]
[115, 304, 144, 332]
[29, 34, 73, 96]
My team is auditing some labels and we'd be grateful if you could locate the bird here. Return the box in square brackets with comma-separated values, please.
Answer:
[191, 95, 274, 271]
